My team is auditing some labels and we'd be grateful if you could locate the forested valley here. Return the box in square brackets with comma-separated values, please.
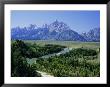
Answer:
[11, 40, 100, 77]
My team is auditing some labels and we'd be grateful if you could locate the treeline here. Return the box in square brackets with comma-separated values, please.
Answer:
[25, 43, 66, 58]
[59, 48, 98, 60]
[11, 40, 65, 77]
[33, 48, 100, 77]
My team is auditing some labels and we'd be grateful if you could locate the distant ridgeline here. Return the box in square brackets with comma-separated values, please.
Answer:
[11, 20, 100, 42]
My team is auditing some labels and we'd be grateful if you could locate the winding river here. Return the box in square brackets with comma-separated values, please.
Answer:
[26, 47, 73, 77]
[41, 48, 72, 58]
[27, 48, 72, 65]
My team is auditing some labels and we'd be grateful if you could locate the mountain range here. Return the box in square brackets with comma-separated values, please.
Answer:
[11, 20, 100, 42]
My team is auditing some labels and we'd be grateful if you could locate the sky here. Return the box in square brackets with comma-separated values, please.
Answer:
[11, 10, 100, 33]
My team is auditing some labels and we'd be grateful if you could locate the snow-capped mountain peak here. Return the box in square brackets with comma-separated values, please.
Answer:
[48, 20, 70, 32]
[11, 20, 100, 42]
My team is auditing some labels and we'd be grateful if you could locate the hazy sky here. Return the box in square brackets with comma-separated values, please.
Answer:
[11, 10, 100, 33]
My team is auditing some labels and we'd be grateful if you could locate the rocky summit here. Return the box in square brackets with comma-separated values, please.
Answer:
[11, 20, 100, 42]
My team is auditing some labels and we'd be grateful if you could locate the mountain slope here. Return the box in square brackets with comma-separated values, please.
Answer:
[81, 28, 100, 42]
[11, 20, 99, 42]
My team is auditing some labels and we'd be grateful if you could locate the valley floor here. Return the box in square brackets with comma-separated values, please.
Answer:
[11, 40, 100, 77]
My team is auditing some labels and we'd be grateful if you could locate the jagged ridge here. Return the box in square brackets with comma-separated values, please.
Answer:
[11, 20, 100, 42]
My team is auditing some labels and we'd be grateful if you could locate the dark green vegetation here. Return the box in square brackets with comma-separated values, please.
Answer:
[33, 48, 100, 77]
[11, 40, 41, 77]
[11, 40, 100, 77]
[12, 40, 65, 59]
[11, 40, 65, 77]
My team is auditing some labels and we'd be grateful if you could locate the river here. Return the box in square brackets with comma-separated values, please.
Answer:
[26, 47, 73, 77]
[41, 48, 72, 58]
[27, 47, 73, 65]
